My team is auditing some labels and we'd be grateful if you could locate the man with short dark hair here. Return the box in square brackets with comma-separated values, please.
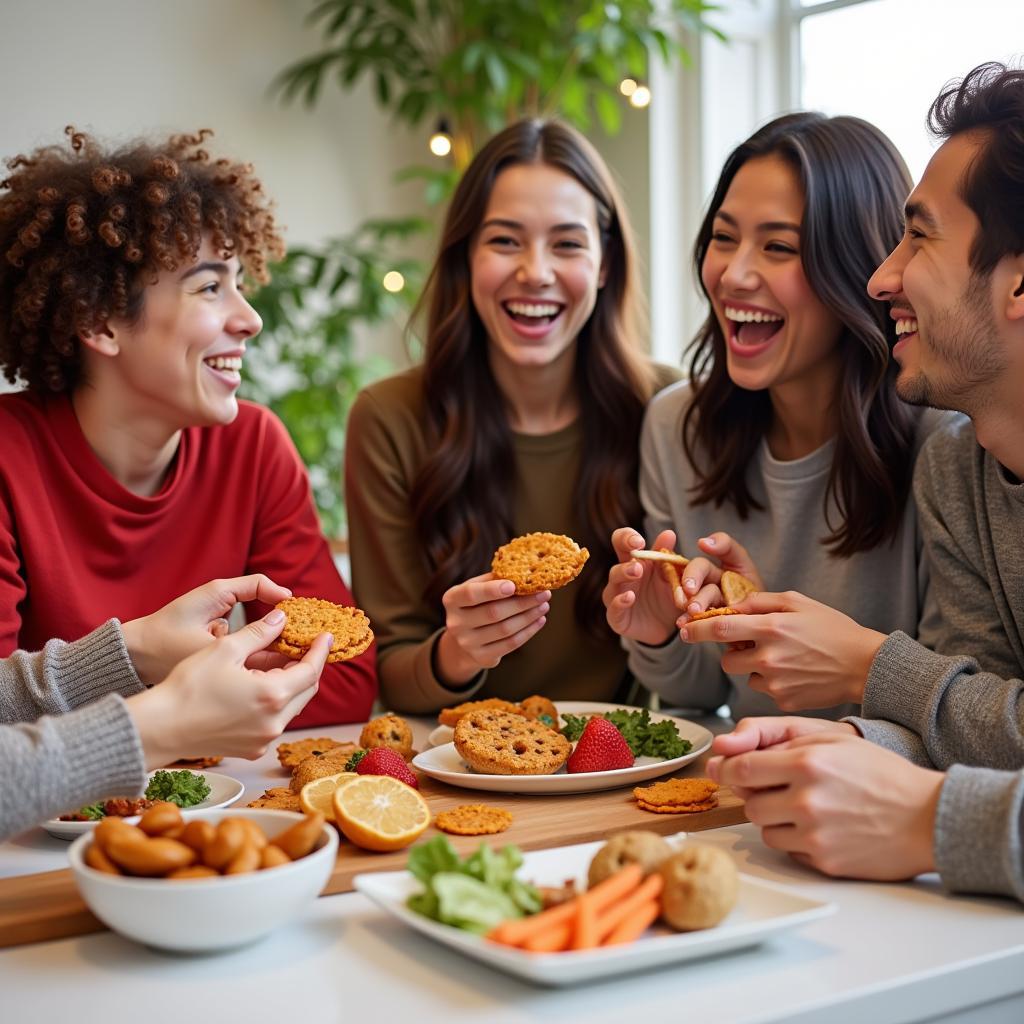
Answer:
[704, 62, 1024, 902]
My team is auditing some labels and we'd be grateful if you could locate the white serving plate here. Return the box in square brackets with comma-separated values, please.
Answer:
[43, 771, 244, 840]
[414, 701, 712, 794]
[354, 837, 835, 987]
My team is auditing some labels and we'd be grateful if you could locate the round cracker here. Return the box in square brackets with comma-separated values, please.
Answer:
[435, 804, 514, 836]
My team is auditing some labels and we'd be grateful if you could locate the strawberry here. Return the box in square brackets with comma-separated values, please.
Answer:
[566, 718, 635, 774]
[347, 747, 419, 788]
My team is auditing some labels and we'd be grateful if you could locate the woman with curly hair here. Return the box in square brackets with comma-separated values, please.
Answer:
[603, 112, 953, 720]
[0, 127, 376, 726]
[345, 118, 675, 713]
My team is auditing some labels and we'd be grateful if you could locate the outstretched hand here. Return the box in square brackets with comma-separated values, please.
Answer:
[127, 607, 330, 765]
[680, 590, 886, 711]
[602, 527, 683, 644]
[709, 731, 943, 881]
[120, 574, 293, 685]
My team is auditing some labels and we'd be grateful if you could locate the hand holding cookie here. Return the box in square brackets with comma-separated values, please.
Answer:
[676, 532, 763, 620]
[126, 608, 330, 767]
[602, 527, 684, 644]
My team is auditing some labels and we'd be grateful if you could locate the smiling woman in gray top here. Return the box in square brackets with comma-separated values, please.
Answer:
[604, 112, 951, 719]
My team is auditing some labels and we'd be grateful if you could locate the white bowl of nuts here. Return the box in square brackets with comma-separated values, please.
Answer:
[68, 806, 337, 952]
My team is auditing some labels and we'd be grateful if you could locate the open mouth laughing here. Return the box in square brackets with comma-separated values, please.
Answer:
[502, 300, 565, 327]
[724, 304, 785, 355]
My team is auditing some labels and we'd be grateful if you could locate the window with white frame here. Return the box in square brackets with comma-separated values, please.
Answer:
[794, 0, 1023, 180]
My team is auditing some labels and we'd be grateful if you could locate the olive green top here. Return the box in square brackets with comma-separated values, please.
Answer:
[344, 364, 673, 713]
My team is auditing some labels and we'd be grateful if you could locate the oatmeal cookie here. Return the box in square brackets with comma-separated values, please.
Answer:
[271, 597, 374, 663]
[247, 787, 302, 812]
[491, 532, 589, 595]
[276, 736, 346, 770]
[165, 755, 223, 770]
[359, 714, 413, 760]
[454, 708, 571, 776]
[438, 698, 523, 729]
[435, 804, 514, 836]
[290, 744, 362, 792]
[519, 694, 559, 730]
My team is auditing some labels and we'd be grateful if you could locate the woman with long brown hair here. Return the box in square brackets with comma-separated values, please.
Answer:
[345, 118, 673, 712]
[603, 112, 952, 721]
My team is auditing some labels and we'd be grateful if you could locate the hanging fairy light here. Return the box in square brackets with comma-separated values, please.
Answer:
[382, 270, 405, 293]
[619, 78, 638, 97]
[629, 84, 651, 109]
[428, 118, 453, 157]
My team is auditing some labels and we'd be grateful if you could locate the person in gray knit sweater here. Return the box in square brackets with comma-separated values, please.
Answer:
[0, 575, 330, 840]
[696, 63, 1024, 903]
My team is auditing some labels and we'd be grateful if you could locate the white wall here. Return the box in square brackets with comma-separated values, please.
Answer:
[0, 0, 674, 372]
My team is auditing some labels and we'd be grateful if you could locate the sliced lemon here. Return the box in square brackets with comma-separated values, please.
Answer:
[332, 774, 431, 851]
[299, 771, 358, 822]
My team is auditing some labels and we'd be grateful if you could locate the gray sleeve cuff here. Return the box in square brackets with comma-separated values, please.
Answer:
[0, 693, 147, 841]
[844, 716, 934, 767]
[2, 619, 144, 722]
[933, 764, 1024, 903]
[863, 630, 974, 734]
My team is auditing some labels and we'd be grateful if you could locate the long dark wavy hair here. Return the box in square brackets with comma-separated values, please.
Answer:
[410, 118, 655, 637]
[684, 112, 918, 556]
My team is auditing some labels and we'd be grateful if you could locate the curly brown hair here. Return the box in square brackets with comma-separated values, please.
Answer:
[0, 126, 284, 393]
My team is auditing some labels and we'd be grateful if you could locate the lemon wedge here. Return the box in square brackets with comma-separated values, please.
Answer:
[299, 771, 358, 822]
[332, 774, 431, 851]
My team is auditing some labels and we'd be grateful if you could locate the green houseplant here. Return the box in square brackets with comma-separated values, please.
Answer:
[246, 0, 720, 537]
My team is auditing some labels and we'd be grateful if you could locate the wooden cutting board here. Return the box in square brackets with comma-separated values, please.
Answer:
[0, 755, 744, 949]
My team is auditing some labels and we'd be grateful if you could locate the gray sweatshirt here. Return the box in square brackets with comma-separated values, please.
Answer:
[625, 381, 948, 720]
[0, 620, 146, 840]
[848, 416, 1024, 902]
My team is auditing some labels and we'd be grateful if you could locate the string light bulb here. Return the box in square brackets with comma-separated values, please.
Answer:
[619, 78, 638, 97]
[428, 118, 453, 158]
[382, 270, 405, 293]
[629, 84, 651, 109]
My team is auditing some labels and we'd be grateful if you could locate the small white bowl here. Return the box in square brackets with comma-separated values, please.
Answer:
[68, 808, 337, 953]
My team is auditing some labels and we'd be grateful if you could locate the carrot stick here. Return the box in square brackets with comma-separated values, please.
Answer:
[602, 899, 661, 946]
[571, 893, 600, 950]
[487, 900, 576, 946]
[594, 873, 664, 944]
[521, 921, 573, 953]
[571, 863, 644, 950]
[488, 863, 644, 948]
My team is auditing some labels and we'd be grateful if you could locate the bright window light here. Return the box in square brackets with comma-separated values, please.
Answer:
[800, 0, 1020, 181]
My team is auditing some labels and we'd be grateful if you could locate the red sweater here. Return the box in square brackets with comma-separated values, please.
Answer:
[0, 392, 376, 726]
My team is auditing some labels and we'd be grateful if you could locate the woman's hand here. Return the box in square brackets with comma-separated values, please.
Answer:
[602, 527, 683, 645]
[434, 573, 551, 686]
[120, 575, 292, 685]
[709, 731, 943, 881]
[680, 591, 887, 710]
[127, 607, 329, 765]
[679, 532, 764, 617]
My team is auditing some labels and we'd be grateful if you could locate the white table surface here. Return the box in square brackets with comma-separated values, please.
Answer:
[2, 721, 1024, 1023]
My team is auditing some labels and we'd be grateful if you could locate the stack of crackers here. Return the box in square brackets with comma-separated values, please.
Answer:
[632, 778, 719, 814]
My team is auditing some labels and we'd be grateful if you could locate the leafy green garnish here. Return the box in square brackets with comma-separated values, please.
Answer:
[144, 770, 211, 808]
[561, 709, 692, 759]
[345, 748, 369, 771]
[77, 802, 106, 820]
[406, 836, 541, 934]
